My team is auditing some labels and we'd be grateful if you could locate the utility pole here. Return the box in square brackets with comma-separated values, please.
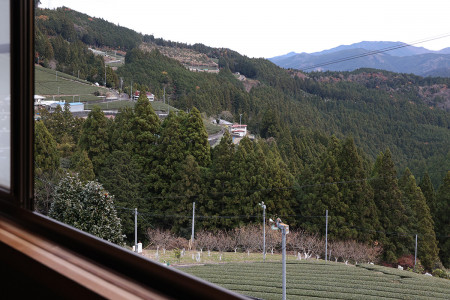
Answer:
[282, 226, 286, 300]
[130, 81, 133, 101]
[259, 202, 266, 262]
[56, 71, 58, 81]
[325, 209, 328, 261]
[104, 65, 107, 87]
[135, 208, 138, 253]
[191, 202, 196, 245]
[271, 218, 289, 300]
[239, 114, 243, 125]
[414, 234, 418, 269]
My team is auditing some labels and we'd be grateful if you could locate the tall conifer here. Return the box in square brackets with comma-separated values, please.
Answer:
[78, 106, 109, 174]
[435, 171, 450, 268]
[132, 90, 160, 166]
[400, 168, 438, 269]
[371, 149, 408, 263]
[183, 107, 210, 167]
[419, 172, 436, 220]
[208, 131, 235, 229]
[337, 137, 379, 243]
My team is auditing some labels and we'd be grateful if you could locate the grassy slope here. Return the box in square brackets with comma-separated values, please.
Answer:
[177, 259, 450, 300]
[35, 65, 221, 134]
[35, 65, 108, 98]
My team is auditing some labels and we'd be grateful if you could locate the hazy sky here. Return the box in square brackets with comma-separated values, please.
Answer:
[40, 0, 450, 58]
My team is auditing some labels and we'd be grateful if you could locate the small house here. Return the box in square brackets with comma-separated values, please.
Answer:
[133, 91, 155, 101]
[230, 124, 247, 137]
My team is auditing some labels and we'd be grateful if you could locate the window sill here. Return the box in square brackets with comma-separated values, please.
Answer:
[0, 201, 248, 299]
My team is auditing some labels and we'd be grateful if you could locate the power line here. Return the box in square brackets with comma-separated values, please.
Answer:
[117, 206, 450, 239]
[293, 33, 450, 71]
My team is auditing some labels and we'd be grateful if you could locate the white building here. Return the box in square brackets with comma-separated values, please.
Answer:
[230, 124, 247, 137]
[36, 100, 84, 113]
[133, 91, 155, 101]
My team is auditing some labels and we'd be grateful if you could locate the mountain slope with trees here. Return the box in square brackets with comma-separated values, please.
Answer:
[34, 6, 450, 269]
[269, 41, 450, 77]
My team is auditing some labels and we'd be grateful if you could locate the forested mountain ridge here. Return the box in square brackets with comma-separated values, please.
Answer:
[34, 7, 450, 268]
[269, 41, 450, 77]
[34, 6, 449, 186]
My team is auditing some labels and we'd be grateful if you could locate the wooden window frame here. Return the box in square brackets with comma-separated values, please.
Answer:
[0, 2, 248, 299]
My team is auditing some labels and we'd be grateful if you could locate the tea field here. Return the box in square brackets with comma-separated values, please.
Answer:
[178, 260, 450, 300]
[35, 65, 108, 98]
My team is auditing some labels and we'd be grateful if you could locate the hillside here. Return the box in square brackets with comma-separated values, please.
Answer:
[33, 6, 450, 269]
[34, 7, 450, 187]
[139, 42, 219, 72]
[269, 41, 450, 77]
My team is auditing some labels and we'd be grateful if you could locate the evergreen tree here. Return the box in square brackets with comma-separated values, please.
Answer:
[229, 138, 268, 226]
[419, 172, 436, 221]
[337, 137, 379, 243]
[299, 136, 347, 239]
[261, 141, 295, 225]
[49, 173, 124, 244]
[399, 168, 438, 270]
[435, 171, 450, 268]
[371, 149, 409, 263]
[34, 121, 60, 214]
[70, 150, 95, 182]
[40, 103, 83, 159]
[34, 121, 60, 176]
[227, 138, 251, 226]
[171, 155, 203, 237]
[206, 130, 235, 229]
[152, 111, 187, 198]
[110, 107, 135, 153]
[132, 91, 160, 167]
[78, 106, 109, 174]
[183, 107, 210, 167]
[40, 105, 65, 144]
[97, 150, 147, 244]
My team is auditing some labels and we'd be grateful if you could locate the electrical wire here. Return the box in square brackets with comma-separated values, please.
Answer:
[291, 33, 450, 71]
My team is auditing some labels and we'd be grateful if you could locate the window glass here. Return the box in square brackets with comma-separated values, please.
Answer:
[0, 0, 10, 189]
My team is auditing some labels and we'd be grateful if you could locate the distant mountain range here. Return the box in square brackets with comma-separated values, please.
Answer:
[269, 41, 450, 77]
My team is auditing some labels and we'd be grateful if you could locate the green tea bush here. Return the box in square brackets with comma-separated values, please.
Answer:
[432, 268, 449, 279]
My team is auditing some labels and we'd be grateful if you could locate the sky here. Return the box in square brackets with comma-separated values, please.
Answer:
[40, 0, 450, 58]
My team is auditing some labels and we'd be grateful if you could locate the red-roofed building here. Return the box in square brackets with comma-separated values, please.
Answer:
[230, 124, 247, 137]
[133, 91, 155, 101]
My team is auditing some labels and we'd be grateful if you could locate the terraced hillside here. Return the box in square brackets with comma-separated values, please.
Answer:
[179, 261, 450, 300]
[35, 65, 108, 101]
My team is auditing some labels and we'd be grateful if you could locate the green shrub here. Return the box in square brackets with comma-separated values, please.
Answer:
[173, 248, 181, 261]
[432, 269, 449, 279]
